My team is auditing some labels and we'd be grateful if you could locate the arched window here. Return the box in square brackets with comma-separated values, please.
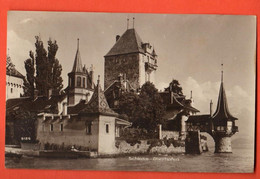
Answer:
[77, 76, 81, 87]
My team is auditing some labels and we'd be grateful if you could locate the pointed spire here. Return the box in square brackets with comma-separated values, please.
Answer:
[71, 38, 83, 73]
[127, 18, 129, 29]
[97, 75, 100, 85]
[77, 38, 79, 50]
[212, 65, 237, 122]
[221, 63, 224, 83]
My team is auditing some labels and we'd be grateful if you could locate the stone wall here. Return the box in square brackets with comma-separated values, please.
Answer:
[161, 130, 179, 140]
[115, 139, 185, 154]
[104, 54, 140, 90]
[36, 116, 99, 152]
[6, 75, 24, 100]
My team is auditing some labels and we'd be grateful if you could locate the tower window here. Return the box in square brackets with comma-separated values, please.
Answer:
[106, 124, 109, 133]
[50, 124, 54, 132]
[86, 123, 92, 134]
[71, 77, 75, 87]
[77, 76, 81, 87]
[10, 88, 13, 93]
[60, 124, 63, 132]
[83, 77, 86, 88]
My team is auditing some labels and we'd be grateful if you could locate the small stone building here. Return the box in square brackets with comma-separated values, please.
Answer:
[36, 79, 131, 155]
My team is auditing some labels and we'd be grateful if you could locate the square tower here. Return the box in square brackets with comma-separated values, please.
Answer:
[104, 28, 158, 91]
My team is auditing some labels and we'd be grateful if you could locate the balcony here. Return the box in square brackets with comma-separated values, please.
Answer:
[145, 62, 157, 72]
[232, 126, 239, 133]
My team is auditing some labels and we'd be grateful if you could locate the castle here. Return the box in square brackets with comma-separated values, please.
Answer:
[5, 21, 237, 154]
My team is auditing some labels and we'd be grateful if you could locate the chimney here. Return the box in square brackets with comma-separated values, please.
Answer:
[118, 73, 123, 82]
[89, 64, 94, 88]
[210, 100, 213, 116]
[170, 91, 174, 104]
[62, 102, 67, 115]
[33, 89, 38, 100]
[116, 35, 120, 42]
[47, 89, 52, 99]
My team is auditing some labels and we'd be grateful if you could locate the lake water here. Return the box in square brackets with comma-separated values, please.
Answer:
[5, 145, 254, 173]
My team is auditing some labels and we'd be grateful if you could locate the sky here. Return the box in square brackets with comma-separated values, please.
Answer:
[7, 11, 256, 139]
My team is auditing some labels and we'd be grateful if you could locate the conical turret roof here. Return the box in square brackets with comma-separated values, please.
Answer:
[212, 69, 237, 123]
[71, 39, 83, 73]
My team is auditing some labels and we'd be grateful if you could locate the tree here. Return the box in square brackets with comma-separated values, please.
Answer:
[165, 79, 183, 95]
[118, 82, 166, 132]
[6, 108, 37, 144]
[137, 82, 166, 131]
[118, 92, 140, 123]
[23, 51, 35, 97]
[23, 36, 63, 97]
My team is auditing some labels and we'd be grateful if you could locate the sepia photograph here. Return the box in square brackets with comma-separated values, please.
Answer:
[5, 11, 256, 173]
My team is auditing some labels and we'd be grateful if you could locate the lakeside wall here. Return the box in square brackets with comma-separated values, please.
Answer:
[115, 139, 185, 154]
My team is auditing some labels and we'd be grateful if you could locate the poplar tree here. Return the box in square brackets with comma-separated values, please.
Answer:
[23, 51, 35, 97]
[23, 36, 63, 97]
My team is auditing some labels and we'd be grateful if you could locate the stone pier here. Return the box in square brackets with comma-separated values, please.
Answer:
[214, 136, 232, 153]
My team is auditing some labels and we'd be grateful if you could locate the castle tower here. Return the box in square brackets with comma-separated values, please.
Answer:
[67, 39, 94, 106]
[6, 54, 24, 100]
[104, 22, 158, 90]
[212, 64, 238, 153]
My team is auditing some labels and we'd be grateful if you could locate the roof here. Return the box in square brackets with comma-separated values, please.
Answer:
[183, 99, 200, 113]
[71, 39, 83, 73]
[6, 56, 24, 79]
[187, 115, 211, 123]
[67, 100, 88, 114]
[151, 49, 157, 57]
[79, 80, 118, 116]
[105, 28, 145, 57]
[104, 79, 135, 94]
[116, 118, 132, 126]
[6, 94, 67, 114]
[159, 91, 199, 113]
[212, 81, 238, 122]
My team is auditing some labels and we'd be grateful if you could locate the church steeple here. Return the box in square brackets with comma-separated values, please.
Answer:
[212, 64, 237, 123]
[71, 38, 83, 73]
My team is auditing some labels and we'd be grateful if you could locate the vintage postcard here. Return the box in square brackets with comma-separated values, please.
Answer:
[5, 11, 256, 173]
